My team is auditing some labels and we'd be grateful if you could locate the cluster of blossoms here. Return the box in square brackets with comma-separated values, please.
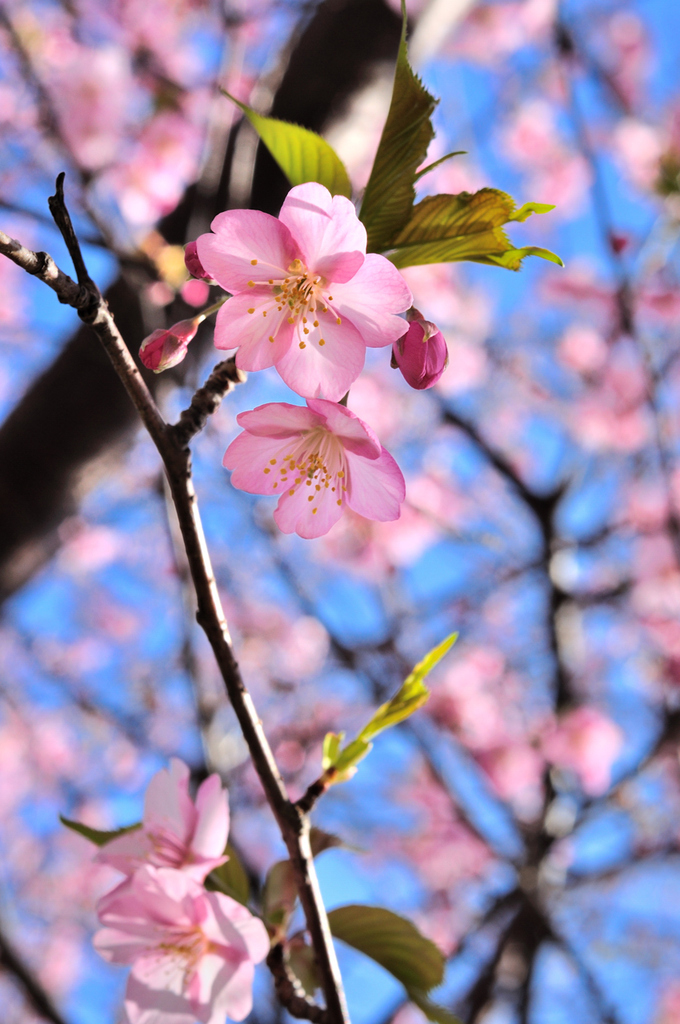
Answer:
[93, 759, 269, 1024]
[141, 183, 448, 538]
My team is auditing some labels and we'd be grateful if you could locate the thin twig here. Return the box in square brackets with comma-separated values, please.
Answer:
[172, 357, 246, 448]
[0, 190, 348, 1024]
[48, 173, 95, 289]
[267, 944, 329, 1023]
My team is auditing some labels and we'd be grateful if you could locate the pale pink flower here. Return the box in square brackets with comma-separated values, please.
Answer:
[195, 182, 412, 400]
[139, 318, 200, 372]
[392, 309, 449, 390]
[96, 759, 229, 882]
[223, 398, 405, 539]
[94, 866, 269, 1024]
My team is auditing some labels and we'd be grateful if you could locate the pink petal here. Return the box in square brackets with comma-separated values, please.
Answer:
[274, 310, 366, 401]
[235, 401, 320, 438]
[144, 759, 194, 846]
[203, 960, 256, 1024]
[330, 253, 412, 347]
[206, 892, 269, 962]
[279, 183, 367, 279]
[213, 291, 293, 368]
[192, 774, 229, 860]
[345, 447, 405, 522]
[94, 828, 153, 875]
[97, 867, 195, 931]
[223, 433, 297, 495]
[93, 925, 151, 966]
[315, 250, 364, 284]
[196, 210, 297, 292]
[125, 969, 197, 1024]
[273, 479, 344, 539]
[308, 398, 381, 459]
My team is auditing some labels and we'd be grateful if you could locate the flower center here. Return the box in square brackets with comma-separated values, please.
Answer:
[275, 259, 328, 319]
[263, 426, 348, 516]
[155, 928, 210, 990]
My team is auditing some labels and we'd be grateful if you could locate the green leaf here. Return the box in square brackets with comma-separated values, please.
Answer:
[309, 827, 347, 857]
[359, 0, 438, 252]
[322, 731, 343, 771]
[509, 201, 556, 222]
[333, 737, 371, 775]
[323, 633, 458, 781]
[262, 860, 298, 927]
[206, 843, 250, 906]
[222, 91, 351, 198]
[60, 815, 141, 846]
[288, 936, 320, 997]
[328, 904, 445, 993]
[414, 151, 466, 182]
[357, 632, 458, 745]
[409, 988, 464, 1024]
[388, 189, 563, 270]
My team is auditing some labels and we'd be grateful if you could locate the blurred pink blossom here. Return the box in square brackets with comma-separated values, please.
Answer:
[96, 759, 229, 882]
[95, 866, 269, 1024]
[58, 523, 121, 573]
[450, 0, 556, 64]
[541, 706, 623, 795]
[181, 279, 211, 307]
[477, 743, 545, 822]
[502, 99, 591, 215]
[557, 325, 608, 375]
[613, 118, 663, 191]
[104, 110, 204, 227]
[655, 981, 680, 1024]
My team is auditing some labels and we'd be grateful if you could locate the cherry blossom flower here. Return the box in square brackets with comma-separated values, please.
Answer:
[195, 182, 412, 400]
[96, 759, 229, 882]
[139, 318, 200, 372]
[223, 398, 405, 539]
[392, 309, 449, 390]
[94, 866, 269, 1024]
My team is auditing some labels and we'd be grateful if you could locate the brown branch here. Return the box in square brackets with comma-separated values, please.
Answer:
[171, 357, 246, 448]
[0, 924, 70, 1024]
[48, 173, 95, 289]
[267, 944, 329, 1023]
[0, 196, 348, 1024]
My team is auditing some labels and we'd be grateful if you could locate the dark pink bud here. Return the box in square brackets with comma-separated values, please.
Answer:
[184, 240, 212, 281]
[139, 317, 199, 372]
[392, 308, 448, 390]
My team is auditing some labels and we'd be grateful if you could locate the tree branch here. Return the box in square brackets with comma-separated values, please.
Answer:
[0, 924, 70, 1024]
[0, 197, 348, 1024]
[171, 357, 246, 448]
[267, 944, 329, 1023]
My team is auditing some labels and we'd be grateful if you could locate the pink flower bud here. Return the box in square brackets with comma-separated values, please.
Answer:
[139, 317, 199, 372]
[392, 309, 448, 390]
[184, 239, 212, 281]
